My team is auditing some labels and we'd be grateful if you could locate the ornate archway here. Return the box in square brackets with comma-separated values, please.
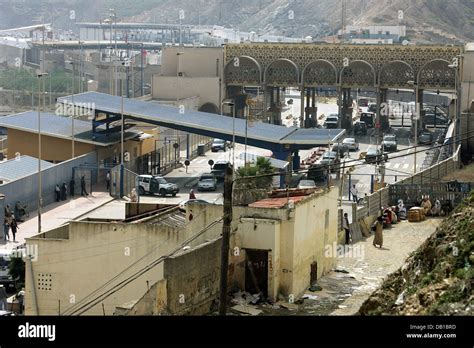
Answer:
[379, 60, 415, 88]
[224, 55, 262, 86]
[417, 59, 455, 90]
[302, 59, 338, 87]
[340, 60, 376, 87]
[264, 59, 300, 87]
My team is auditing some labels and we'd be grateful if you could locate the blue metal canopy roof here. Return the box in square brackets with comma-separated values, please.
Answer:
[58, 92, 345, 151]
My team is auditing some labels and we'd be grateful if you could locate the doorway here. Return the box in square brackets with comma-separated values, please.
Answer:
[244, 249, 268, 297]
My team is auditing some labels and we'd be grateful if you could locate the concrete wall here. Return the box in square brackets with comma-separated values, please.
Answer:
[160, 47, 224, 78]
[163, 238, 221, 315]
[24, 204, 223, 316]
[0, 44, 23, 67]
[152, 76, 220, 109]
[7, 129, 95, 163]
[153, 46, 225, 109]
[0, 152, 97, 217]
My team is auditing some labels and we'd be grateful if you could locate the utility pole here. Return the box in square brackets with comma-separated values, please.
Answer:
[219, 164, 233, 316]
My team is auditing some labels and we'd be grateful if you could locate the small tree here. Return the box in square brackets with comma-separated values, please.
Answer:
[9, 257, 25, 289]
[236, 157, 274, 189]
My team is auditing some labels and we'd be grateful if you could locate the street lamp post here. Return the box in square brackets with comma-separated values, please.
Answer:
[176, 52, 184, 168]
[448, 60, 459, 156]
[221, 101, 236, 167]
[37, 72, 48, 234]
[66, 60, 75, 158]
[408, 80, 419, 174]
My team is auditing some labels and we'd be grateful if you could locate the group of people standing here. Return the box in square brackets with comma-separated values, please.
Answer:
[55, 175, 90, 201]
[3, 205, 19, 242]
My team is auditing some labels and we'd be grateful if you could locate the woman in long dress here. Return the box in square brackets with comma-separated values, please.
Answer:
[373, 216, 384, 248]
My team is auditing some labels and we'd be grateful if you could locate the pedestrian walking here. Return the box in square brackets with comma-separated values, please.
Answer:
[373, 216, 384, 248]
[350, 185, 359, 203]
[69, 177, 75, 197]
[55, 184, 61, 202]
[10, 218, 18, 242]
[189, 189, 196, 200]
[81, 175, 89, 196]
[106, 171, 111, 191]
[3, 217, 10, 241]
[343, 213, 351, 244]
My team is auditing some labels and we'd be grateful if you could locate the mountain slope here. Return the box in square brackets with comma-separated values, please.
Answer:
[0, 0, 472, 42]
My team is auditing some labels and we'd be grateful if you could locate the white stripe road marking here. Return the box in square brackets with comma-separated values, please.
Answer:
[403, 163, 410, 169]
[394, 163, 401, 169]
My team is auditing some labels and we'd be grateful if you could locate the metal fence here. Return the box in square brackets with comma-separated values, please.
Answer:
[354, 145, 462, 222]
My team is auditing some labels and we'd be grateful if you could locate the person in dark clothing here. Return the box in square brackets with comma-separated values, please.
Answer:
[10, 218, 18, 242]
[4, 205, 12, 219]
[61, 183, 68, 201]
[106, 171, 111, 191]
[343, 213, 351, 244]
[69, 178, 75, 197]
[81, 175, 88, 196]
[55, 184, 61, 202]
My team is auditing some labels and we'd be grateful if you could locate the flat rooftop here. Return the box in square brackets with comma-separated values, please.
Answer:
[0, 111, 140, 146]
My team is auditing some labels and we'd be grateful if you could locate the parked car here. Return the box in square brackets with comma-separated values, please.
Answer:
[325, 121, 339, 129]
[382, 134, 398, 152]
[331, 144, 349, 157]
[211, 161, 230, 181]
[418, 131, 433, 145]
[360, 112, 375, 128]
[342, 138, 359, 151]
[354, 121, 368, 135]
[197, 173, 217, 191]
[307, 164, 328, 184]
[211, 139, 227, 152]
[358, 98, 369, 107]
[424, 113, 449, 126]
[320, 151, 340, 173]
[326, 114, 339, 122]
[137, 175, 179, 197]
[298, 179, 317, 189]
[365, 148, 388, 164]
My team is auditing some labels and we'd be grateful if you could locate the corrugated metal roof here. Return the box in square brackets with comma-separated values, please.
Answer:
[249, 196, 306, 209]
[0, 155, 55, 183]
[0, 111, 139, 146]
[58, 92, 345, 146]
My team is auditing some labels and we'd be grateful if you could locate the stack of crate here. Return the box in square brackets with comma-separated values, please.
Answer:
[408, 207, 426, 222]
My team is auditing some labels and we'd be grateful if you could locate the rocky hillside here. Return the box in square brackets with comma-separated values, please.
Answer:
[358, 191, 473, 316]
[0, 0, 473, 42]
